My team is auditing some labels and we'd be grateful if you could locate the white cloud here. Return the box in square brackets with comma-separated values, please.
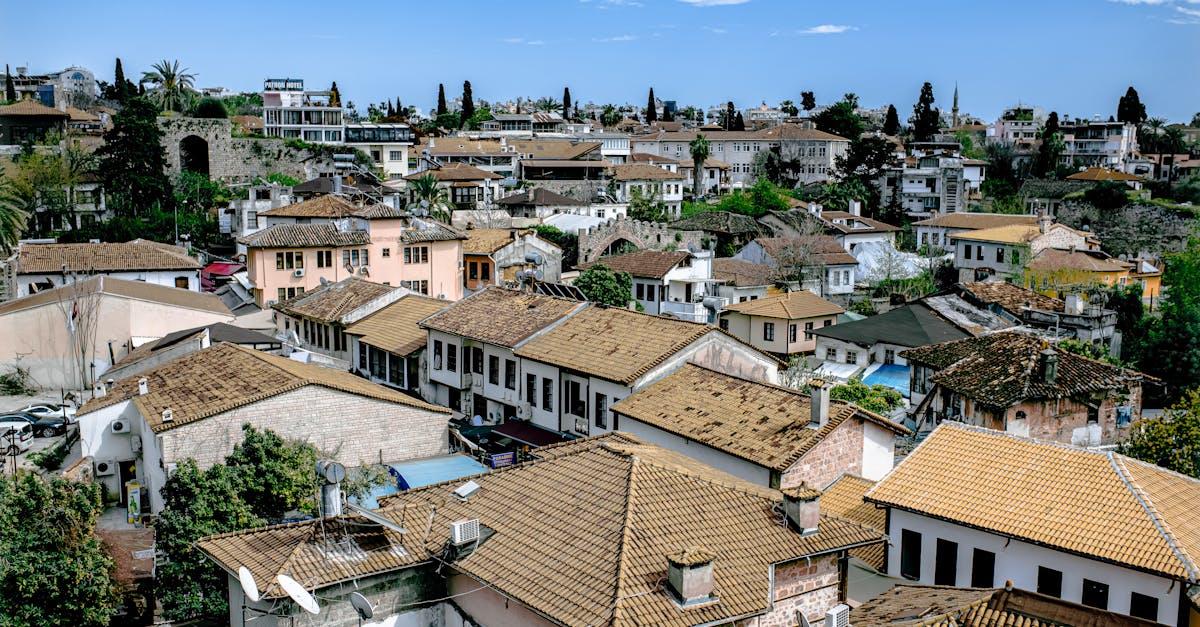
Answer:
[799, 24, 857, 34]
[592, 34, 638, 42]
[1177, 5, 1200, 15]
[703, 26, 728, 34]
[501, 37, 546, 45]
[677, 0, 751, 6]
[580, 0, 644, 7]
[1108, 0, 1170, 4]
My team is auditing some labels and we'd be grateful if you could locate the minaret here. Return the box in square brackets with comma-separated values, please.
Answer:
[952, 83, 960, 128]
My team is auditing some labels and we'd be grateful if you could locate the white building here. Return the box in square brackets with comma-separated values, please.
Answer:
[5, 240, 201, 299]
[735, 237, 859, 298]
[343, 123, 414, 178]
[224, 183, 295, 244]
[950, 216, 1094, 282]
[261, 78, 344, 144]
[609, 163, 687, 219]
[879, 154, 968, 217]
[1059, 118, 1139, 170]
[579, 249, 715, 323]
[867, 423, 1199, 626]
[913, 212, 1039, 253]
[590, 131, 631, 163]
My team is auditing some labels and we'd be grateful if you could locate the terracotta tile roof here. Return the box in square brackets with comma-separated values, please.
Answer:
[851, 584, 1153, 626]
[1027, 247, 1130, 273]
[912, 213, 1039, 230]
[820, 474, 885, 569]
[577, 249, 691, 279]
[272, 277, 398, 323]
[958, 281, 1064, 316]
[1019, 178, 1095, 199]
[820, 211, 901, 234]
[900, 331, 1147, 408]
[628, 152, 682, 165]
[754, 236, 859, 267]
[419, 287, 584, 348]
[0, 275, 230, 317]
[257, 195, 360, 218]
[237, 223, 371, 248]
[65, 106, 99, 122]
[0, 98, 69, 117]
[16, 240, 199, 274]
[462, 228, 520, 254]
[403, 163, 501, 181]
[515, 306, 714, 384]
[724, 290, 844, 320]
[866, 423, 1200, 581]
[640, 124, 849, 143]
[670, 211, 762, 235]
[494, 187, 585, 206]
[610, 163, 686, 181]
[352, 204, 407, 219]
[77, 342, 449, 432]
[611, 364, 908, 472]
[426, 138, 508, 157]
[199, 435, 883, 621]
[398, 219, 466, 243]
[755, 124, 850, 142]
[508, 138, 601, 160]
[1066, 167, 1143, 182]
[712, 257, 775, 287]
[344, 294, 449, 356]
[948, 223, 1041, 244]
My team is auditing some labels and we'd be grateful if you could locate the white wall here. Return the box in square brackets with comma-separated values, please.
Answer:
[618, 415, 772, 486]
[860, 422, 895, 481]
[886, 509, 1182, 625]
[17, 269, 200, 297]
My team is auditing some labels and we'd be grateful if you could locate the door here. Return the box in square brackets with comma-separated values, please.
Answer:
[472, 395, 486, 422]
[934, 538, 958, 586]
[118, 460, 137, 506]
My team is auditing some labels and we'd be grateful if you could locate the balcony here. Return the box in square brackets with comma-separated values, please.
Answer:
[660, 299, 709, 323]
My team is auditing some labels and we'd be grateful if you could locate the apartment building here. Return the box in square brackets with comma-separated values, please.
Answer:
[1058, 118, 1138, 170]
[343, 123, 414, 178]
[261, 78, 344, 144]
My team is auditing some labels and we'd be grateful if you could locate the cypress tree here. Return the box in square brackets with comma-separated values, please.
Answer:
[437, 83, 447, 116]
[1032, 111, 1062, 178]
[386, 100, 395, 117]
[646, 87, 657, 124]
[1116, 86, 1146, 125]
[4, 65, 15, 103]
[882, 104, 901, 136]
[733, 111, 746, 132]
[562, 87, 572, 121]
[114, 58, 127, 101]
[725, 101, 735, 130]
[910, 82, 940, 141]
[461, 81, 475, 126]
[800, 91, 816, 112]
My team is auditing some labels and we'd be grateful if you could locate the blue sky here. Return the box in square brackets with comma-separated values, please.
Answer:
[3, 0, 1198, 122]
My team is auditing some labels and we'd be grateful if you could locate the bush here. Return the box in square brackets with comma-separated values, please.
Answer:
[0, 365, 34, 396]
[830, 377, 903, 415]
[191, 97, 228, 119]
[1082, 181, 1130, 211]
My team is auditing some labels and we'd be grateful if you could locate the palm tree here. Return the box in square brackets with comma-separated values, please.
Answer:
[141, 60, 197, 113]
[532, 97, 561, 113]
[409, 174, 449, 222]
[600, 104, 620, 128]
[0, 179, 30, 255]
[689, 134, 711, 199]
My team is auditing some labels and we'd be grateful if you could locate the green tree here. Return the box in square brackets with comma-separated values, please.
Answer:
[96, 96, 174, 218]
[1057, 338, 1122, 366]
[141, 59, 196, 113]
[830, 377, 903, 415]
[882, 104, 901, 136]
[575, 263, 633, 307]
[1116, 86, 1147, 125]
[562, 86, 572, 121]
[780, 100, 798, 117]
[1141, 239, 1200, 399]
[910, 81, 940, 141]
[0, 473, 120, 626]
[464, 105, 494, 131]
[835, 134, 898, 208]
[1031, 111, 1063, 179]
[113, 57, 128, 101]
[533, 224, 578, 268]
[600, 104, 620, 128]
[437, 83, 447, 116]
[689, 134, 711, 198]
[646, 87, 657, 124]
[0, 177, 30, 253]
[812, 95, 863, 140]
[4, 64, 15, 102]
[460, 80, 475, 127]
[732, 111, 746, 131]
[1082, 180, 1130, 211]
[628, 187, 669, 222]
[800, 91, 816, 112]
[225, 425, 320, 520]
[1119, 390, 1200, 479]
[191, 96, 228, 118]
[723, 101, 736, 130]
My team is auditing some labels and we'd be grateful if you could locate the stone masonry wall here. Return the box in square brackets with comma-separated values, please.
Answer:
[781, 417, 864, 490]
[748, 554, 841, 627]
[158, 117, 333, 183]
[159, 385, 449, 469]
[577, 215, 707, 263]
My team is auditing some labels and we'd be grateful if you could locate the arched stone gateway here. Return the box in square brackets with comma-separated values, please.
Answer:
[578, 216, 707, 263]
[179, 135, 210, 175]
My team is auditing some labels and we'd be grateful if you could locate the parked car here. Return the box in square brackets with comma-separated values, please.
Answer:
[0, 412, 67, 438]
[20, 403, 77, 424]
[0, 420, 35, 455]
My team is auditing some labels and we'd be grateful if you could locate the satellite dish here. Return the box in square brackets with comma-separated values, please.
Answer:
[349, 591, 375, 620]
[238, 566, 261, 603]
[345, 501, 408, 534]
[277, 574, 320, 615]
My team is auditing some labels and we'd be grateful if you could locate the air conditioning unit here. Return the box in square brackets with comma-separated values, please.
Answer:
[359, 266, 370, 276]
[825, 604, 850, 627]
[111, 419, 130, 434]
[293, 268, 305, 277]
[451, 519, 480, 545]
[574, 416, 587, 434]
[131, 435, 142, 454]
[94, 459, 116, 476]
[516, 403, 531, 419]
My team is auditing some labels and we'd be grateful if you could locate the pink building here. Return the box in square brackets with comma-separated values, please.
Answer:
[238, 195, 464, 307]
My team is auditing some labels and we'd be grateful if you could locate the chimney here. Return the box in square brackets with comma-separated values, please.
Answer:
[1038, 210, 1051, 234]
[782, 485, 822, 536]
[666, 548, 717, 607]
[848, 199, 861, 217]
[137, 378, 149, 396]
[809, 379, 830, 427]
[1064, 293, 1084, 315]
[1040, 348, 1059, 384]
[161, 408, 174, 423]
[92, 382, 106, 398]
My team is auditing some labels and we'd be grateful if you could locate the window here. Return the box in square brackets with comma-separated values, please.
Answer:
[567, 380, 585, 417]
[469, 261, 478, 280]
[526, 373, 538, 408]
[404, 246, 429, 264]
[542, 377, 553, 411]
[358, 344, 368, 370]
[482, 262, 491, 282]
[316, 250, 332, 268]
[763, 322, 775, 341]
[1037, 567, 1063, 598]
[934, 539, 958, 586]
[174, 276, 189, 289]
[900, 529, 922, 580]
[1081, 579, 1109, 610]
[719, 318, 729, 331]
[446, 343, 457, 372]
[636, 283, 645, 300]
[789, 324, 797, 343]
[996, 247, 1005, 263]
[504, 359, 516, 390]
[276, 251, 304, 270]
[804, 321, 814, 340]
[389, 150, 403, 161]
[1129, 592, 1158, 622]
[825, 347, 837, 361]
[471, 347, 483, 375]
[884, 349, 896, 365]
[382, 248, 390, 258]
[594, 393, 608, 429]
[846, 351, 859, 365]
[970, 549, 995, 588]
[488, 355, 500, 385]
[962, 244, 972, 261]
[433, 340, 443, 370]
[976, 246, 983, 261]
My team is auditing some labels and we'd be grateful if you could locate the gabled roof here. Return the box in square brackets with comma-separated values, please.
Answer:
[111, 322, 279, 369]
[237, 223, 371, 248]
[850, 584, 1152, 626]
[0, 275, 230, 317]
[1066, 167, 1143, 182]
[670, 211, 762, 235]
[611, 364, 907, 472]
[820, 211, 901, 234]
[77, 343, 449, 432]
[610, 163, 686, 181]
[494, 187, 586, 207]
[810, 301, 970, 349]
[272, 277, 399, 323]
[462, 228, 521, 255]
[345, 295, 449, 356]
[900, 331, 1148, 408]
[419, 287, 583, 348]
[515, 305, 715, 385]
[398, 219, 466, 243]
[577, 249, 691, 279]
[0, 98, 69, 117]
[819, 474, 885, 569]
[258, 195, 361, 218]
[948, 223, 1041, 244]
[866, 423, 1200, 581]
[404, 163, 501, 181]
[958, 281, 1064, 317]
[712, 257, 774, 287]
[723, 289, 843, 320]
[199, 435, 883, 625]
[508, 138, 600, 160]
[913, 212, 1039, 230]
[752, 236, 859, 267]
[1028, 247, 1130, 273]
[16, 240, 199, 274]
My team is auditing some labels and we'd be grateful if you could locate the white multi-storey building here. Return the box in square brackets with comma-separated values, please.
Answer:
[261, 78, 344, 144]
[344, 123, 414, 178]
[1058, 118, 1138, 170]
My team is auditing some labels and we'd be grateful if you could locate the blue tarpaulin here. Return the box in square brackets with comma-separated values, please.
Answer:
[353, 455, 488, 509]
[863, 364, 911, 398]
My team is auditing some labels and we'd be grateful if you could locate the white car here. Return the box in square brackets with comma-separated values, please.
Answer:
[21, 403, 77, 424]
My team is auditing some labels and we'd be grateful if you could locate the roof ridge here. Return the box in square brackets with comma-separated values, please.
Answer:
[610, 453, 641, 625]
[1108, 453, 1200, 581]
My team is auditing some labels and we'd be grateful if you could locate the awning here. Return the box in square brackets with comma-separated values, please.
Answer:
[493, 420, 571, 448]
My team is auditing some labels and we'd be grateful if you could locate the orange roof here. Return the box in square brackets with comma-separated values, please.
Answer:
[1065, 167, 1143, 182]
[724, 289, 844, 320]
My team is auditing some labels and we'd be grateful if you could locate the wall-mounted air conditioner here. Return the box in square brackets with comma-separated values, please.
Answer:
[94, 459, 116, 476]
[451, 519, 480, 545]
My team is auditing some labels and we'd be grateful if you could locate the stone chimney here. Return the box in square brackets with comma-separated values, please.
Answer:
[1040, 348, 1059, 384]
[809, 379, 830, 427]
[666, 547, 717, 607]
[782, 485, 822, 536]
[1037, 209, 1052, 234]
[137, 377, 149, 396]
